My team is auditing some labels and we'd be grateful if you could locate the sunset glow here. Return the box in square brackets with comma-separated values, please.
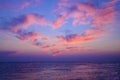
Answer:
[0, 0, 120, 61]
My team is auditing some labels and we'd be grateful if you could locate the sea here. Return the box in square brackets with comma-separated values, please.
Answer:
[0, 62, 120, 80]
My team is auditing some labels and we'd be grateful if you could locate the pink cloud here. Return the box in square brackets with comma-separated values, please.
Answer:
[0, 14, 50, 47]
[38, 36, 93, 56]
[19, 0, 42, 10]
[0, 0, 119, 56]
[54, 0, 68, 12]
[52, 12, 68, 29]
[53, 0, 119, 46]
[52, 0, 96, 28]
[22, 14, 49, 29]
[0, 0, 42, 12]
[52, 50, 61, 56]
[70, 3, 96, 26]
[52, 0, 70, 29]
[92, 8, 118, 29]
[2, 14, 49, 32]
[52, 16, 65, 29]
[53, 0, 119, 29]
[57, 32, 101, 44]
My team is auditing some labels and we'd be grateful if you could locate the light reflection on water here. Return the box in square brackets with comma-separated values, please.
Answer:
[0, 62, 120, 80]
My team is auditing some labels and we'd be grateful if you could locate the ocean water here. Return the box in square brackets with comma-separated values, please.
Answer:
[0, 62, 120, 80]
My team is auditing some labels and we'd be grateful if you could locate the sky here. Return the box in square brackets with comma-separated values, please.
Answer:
[0, 0, 120, 62]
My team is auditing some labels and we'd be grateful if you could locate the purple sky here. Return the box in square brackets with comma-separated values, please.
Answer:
[0, 0, 120, 62]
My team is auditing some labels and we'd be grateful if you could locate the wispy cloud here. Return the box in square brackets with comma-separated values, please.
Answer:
[52, 12, 68, 29]
[0, 14, 50, 46]
[16, 30, 38, 42]
[53, 0, 119, 28]
[19, 0, 42, 10]
[57, 31, 102, 44]
[53, 0, 119, 43]
[0, 14, 49, 31]
[0, 0, 42, 11]
[0, 0, 120, 57]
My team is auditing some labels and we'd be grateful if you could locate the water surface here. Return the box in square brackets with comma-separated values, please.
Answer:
[0, 62, 120, 80]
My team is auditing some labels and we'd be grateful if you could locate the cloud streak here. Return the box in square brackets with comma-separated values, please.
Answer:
[16, 30, 38, 42]
[0, 0, 120, 57]
[53, 0, 119, 28]
[0, 14, 50, 46]
[49, 0, 120, 55]
[57, 31, 103, 44]
[0, 14, 49, 32]
[0, 0, 42, 11]
[53, 0, 119, 44]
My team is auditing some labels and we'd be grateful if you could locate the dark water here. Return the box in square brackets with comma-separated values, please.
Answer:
[0, 62, 120, 80]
